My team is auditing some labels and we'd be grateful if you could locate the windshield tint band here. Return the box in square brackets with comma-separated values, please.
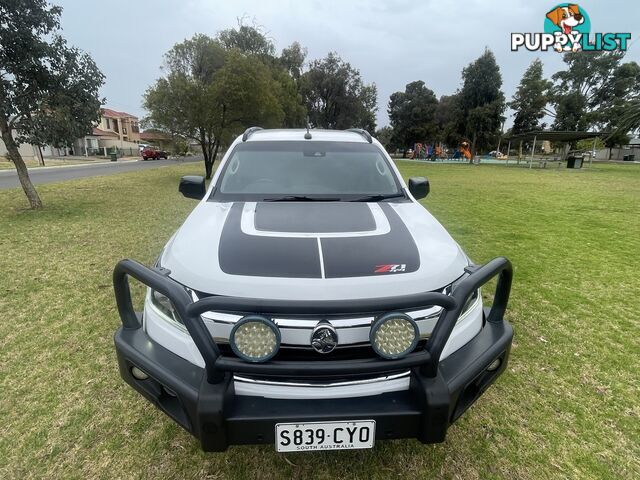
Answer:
[210, 141, 402, 202]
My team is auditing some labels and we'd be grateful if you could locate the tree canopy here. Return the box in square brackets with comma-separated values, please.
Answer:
[301, 52, 378, 131]
[143, 31, 289, 178]
[456, 49, 506, 155]
[279, 42, 307, 80]
[0, 0, 104, 208]
[549, 51, 640, 147]
[145, 26, 385, 178]
[509, 59, 551, 134]
[434, 94, 462, 147]
[217, 24, 276, 57]
[388, 81, 439, 150]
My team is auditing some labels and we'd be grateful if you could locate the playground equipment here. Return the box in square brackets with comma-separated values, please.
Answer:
[459, 142, 472, 160]
[411, 143, 446, 160]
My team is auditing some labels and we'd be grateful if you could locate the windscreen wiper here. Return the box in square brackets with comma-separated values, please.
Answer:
[263, 195, 341, 202]
[348, 193, 406, 202]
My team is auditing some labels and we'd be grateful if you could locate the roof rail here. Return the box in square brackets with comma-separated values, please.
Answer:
[347, 128, 373, 143]
[242, 126, 263, 142]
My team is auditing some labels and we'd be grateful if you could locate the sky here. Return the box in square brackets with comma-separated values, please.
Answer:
[57, 0, 640, 129]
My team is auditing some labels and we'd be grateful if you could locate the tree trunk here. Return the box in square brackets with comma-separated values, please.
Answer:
[36, 145, 45, 166]
[0, 116, 42, 209]
[198, 127, 213, 180]
[211, 139, 221, 169]
[469, 132, 477, 164]
[518, 141, 523, 164]
[202, 145, 213, 179]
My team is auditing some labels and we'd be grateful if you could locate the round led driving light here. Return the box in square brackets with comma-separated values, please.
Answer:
[230, 315, 281, 363]
[487, 358, 502, 372]
[131, 366, 149, 380]
[370, 312, 419, 360]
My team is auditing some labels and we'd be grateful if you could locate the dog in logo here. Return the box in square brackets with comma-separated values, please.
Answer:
[546, 4, 585, 52]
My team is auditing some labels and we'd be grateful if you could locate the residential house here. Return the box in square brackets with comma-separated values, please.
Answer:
[72, 108, 141, 156]
[96, 108, 141, 148]
[2, 106, 143, 161]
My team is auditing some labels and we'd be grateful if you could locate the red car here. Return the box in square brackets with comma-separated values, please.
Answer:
[141, 147, 168, 160]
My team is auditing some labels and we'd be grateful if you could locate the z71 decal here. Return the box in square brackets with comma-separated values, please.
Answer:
[374, 264, 407, 273]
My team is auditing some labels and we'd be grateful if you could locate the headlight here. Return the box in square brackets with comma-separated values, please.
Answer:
[450, 273, 480, 318]
[230, 315, 280, 363]
[370, 312, 419, 359]
[149, 289, 183, 325]
[461, 289, 480, 316]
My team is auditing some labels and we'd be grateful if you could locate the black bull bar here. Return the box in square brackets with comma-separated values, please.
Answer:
[113, 257, 513, 383]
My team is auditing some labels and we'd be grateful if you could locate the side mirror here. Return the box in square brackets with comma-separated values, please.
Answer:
[179, 175, 206, 200]
[408, 177, 430, 199]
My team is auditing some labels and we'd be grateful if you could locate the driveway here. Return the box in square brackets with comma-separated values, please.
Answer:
[0, 157, 202, 190]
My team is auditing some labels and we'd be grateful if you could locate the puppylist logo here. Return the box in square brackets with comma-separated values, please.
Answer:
[512, 4, 631, 53]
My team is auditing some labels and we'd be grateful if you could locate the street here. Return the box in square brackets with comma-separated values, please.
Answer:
[0, 157, 202, 190]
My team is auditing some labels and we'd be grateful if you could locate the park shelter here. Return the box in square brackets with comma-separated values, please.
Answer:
[503, 130, 610, 168]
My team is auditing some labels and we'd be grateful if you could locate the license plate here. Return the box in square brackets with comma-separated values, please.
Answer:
[275, 420, 375, 452]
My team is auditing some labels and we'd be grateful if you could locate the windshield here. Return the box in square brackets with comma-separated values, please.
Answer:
[212, 141, 402, 201]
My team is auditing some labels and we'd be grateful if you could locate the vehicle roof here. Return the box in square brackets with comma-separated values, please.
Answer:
[244, 129, 371, 143]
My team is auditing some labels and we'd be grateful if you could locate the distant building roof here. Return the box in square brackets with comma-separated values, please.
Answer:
[92, 127, 118, 137]
[101, 108, 138, 119]
[140, 130, 172, 141]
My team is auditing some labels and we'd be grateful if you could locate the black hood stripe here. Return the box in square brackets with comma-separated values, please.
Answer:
[321, 203, 419, 278]
[255, 202, 376, 233]
[218, 202, 420, 278]
[219, 203, 321, 278]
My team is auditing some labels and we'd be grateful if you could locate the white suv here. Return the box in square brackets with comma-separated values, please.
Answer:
[113, 127, 513, 452]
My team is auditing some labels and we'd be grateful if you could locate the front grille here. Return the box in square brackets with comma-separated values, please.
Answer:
[217, 340, 428, 363]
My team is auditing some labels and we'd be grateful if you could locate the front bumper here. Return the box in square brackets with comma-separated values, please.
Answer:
[113, 257, 513, 451]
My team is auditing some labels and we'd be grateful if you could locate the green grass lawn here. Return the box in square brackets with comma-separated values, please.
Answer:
[1, 162, 638, 479]
[0, 157, 114, 169]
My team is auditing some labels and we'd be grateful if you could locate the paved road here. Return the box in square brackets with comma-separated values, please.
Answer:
[0, 157, 202, 190]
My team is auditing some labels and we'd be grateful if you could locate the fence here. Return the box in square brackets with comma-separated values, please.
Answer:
[78, 146, 141, 158]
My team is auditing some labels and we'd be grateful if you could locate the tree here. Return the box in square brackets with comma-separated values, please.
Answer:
[144, 35, 224, 179]
[219, 25, 307, 128]
[280, 42, 307, 80]
[388, 81, 438, 150]
[164, 33, 225, 82]
[217, 23, 275, 57]
[552, 90, 589, 131]
[301, 52, 377, 131]
[434, 94, 462, 147]
[143, 35, 286, 179]
[456, 49, 506, 159]
[549, 51, 640, 152]
[213, 51, 284, 131]
[509, 59, 551, 134]
[357, 84, 378, 133]
[0, 0, 104, 209]
[271, 68, 307, 127]
[549, 52, 639, 130]
[375, 126, 393, 152]
[594, 60, 640, 149]
[277, 42, 308, 126]
[616, 98, 640, 135]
